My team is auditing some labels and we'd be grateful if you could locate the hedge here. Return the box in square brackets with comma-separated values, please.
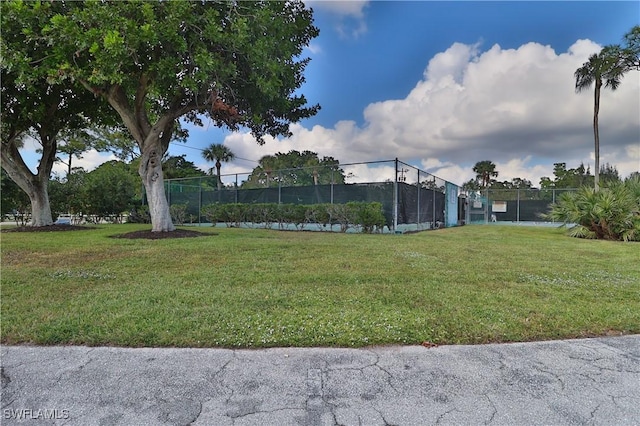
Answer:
[201, 202, 387, 233]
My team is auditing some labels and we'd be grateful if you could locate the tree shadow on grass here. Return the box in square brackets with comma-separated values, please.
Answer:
[2, 224, 215, 240]
[110, 229, 217, 240]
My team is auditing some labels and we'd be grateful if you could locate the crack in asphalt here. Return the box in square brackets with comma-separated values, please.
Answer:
[188, 401, 202, 425]
[373, 406, 397, 426]
[0, 367, 11, 389]
[226, 406, 305, 421]
[435, 407, 458, 425]
[220, 352, 238, 407]
[484, 394, 498, 424]
[368, 350, 401, 395]
[530, 361, 566, 392]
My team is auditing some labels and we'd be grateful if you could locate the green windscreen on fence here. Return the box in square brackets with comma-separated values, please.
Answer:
[157, 160, 459, 230]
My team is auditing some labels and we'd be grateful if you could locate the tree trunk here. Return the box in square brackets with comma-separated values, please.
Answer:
[1, 139, 55, 227]
[139, 145, 175, 232]
[593, 79, 601, 191]
[216, 160, 222, 191]
[0, 169, 54, 226]
[29, 184, 54, 226]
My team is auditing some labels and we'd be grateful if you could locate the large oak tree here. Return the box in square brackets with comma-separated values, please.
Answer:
[43, 0, 320, 231]
[1, 1, 114, 226]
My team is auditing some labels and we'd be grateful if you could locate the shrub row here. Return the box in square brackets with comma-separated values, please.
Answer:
[201, 202, 387, 233]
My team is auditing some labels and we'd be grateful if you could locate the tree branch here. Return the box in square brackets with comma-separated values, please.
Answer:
[134, 73, 152, 137]
[105, 84, 146, 145]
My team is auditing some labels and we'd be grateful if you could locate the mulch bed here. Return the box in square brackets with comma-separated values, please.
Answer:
[1, 224, 94, 233]
[2, 224, 215, 240]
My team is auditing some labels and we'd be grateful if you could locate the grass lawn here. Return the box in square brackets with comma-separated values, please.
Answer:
[1, 224, 638, 348]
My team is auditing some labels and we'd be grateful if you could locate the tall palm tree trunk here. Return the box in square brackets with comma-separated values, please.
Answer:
[216, 159, 222, 191]
[593, 80, 601, 191]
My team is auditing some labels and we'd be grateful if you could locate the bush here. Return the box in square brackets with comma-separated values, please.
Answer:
[201, 203, 225, 226]
[198, 202, 386, 233]
[127, 205, 151, 224]
[170, 203, 188, 225]
[246, 203, 278, 228]
[546, 177, 640, 241]
[348, 201, 386, 233]
[325, 203, 354, 232]
[278, 204, 307, 230]
[224, 203, 247, 227]
[305, 204, 331, 230]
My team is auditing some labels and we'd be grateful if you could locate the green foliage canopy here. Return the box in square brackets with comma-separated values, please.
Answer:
[32, 0, 320, 231]
[43, 1, 320, 145]
[243, 150, 345, 188]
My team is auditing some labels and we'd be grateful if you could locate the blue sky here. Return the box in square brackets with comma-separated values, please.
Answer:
[304, 1, 637, 127]
[26, 1, 640, 186]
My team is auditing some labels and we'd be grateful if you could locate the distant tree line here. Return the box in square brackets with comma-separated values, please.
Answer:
[462, 160, 631, 193]
[1, 146, 349, 223]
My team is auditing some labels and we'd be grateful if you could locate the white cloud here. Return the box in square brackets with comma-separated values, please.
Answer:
[307, 0, 369, 38]
[223, 38, 639, 186]
[17, 138, 117, 177]
[305, 43, 322, 55]
[51, 150, 117, 177]
[307, 0, 368, 18]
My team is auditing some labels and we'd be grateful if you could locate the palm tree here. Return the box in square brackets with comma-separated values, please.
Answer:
[260, 155, 280, 188]
[574, 45, 627, 191]
[202, 143, 235, 190]
[472, 160, 498, 189]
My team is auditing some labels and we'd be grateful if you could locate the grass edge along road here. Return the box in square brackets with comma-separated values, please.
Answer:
[1, 224, 638, 348]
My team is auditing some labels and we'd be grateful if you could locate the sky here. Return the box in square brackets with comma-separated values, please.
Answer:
[22, 1, 640, 187]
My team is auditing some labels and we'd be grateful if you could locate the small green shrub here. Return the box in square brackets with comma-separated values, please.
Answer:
[348, 201, 386, 233]
[201, 203, 225, 226]
[325, 203, 354, 232]
[305, 204, 331, 230]
[279, 204, 307, 230]
[546, 177, 640, 241]
[246, 203, 277, 228]
[169, 203, 188, 225]
[223, 203, 247, 227]
[127, 205, 150, 224]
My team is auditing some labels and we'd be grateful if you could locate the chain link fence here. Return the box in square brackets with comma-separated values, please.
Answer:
[158, 159, 463, 232]
[465, 188, 578, 224]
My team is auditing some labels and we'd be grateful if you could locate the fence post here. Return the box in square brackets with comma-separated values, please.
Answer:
[552, 189, 555, 224]
[278, 172, 282, 204]
[432, 176, 436, 229]
[330, 169, 334, 204]
[416, 169, 421, 229]
[199, 183, 202, 226]
[235, 174, 238, 203]
[517, 188, 520, 223]
[484, 189, 489, 223]
[393, 158, 398, 231]
[167, 181, 171, 208]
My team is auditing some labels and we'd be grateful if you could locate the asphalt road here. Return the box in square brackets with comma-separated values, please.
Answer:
[1, 335, 639, 425]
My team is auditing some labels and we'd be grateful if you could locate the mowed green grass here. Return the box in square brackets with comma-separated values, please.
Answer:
[1, 224, 638, 348]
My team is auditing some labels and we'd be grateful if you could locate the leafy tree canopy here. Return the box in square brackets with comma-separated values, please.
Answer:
[33, 0, 320, 231]
[539, 162, 594, 189]
[1, 0, 118, 225]
[243, 150, 345, 188]
[162, 155, 207, 180]
[44, 0, 320, 144]
[462, 161, 499, 191]
[491, 178, 533, 190]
